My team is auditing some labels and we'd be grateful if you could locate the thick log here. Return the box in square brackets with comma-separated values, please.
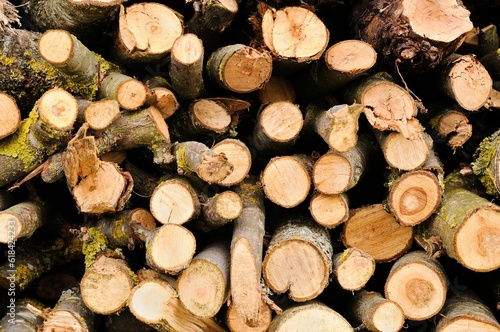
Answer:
[212, 138, 252, 187]
[0, 92, 21, 140]
[0, 201, 46, 243]
[350, 291, 405, 332]
[472, 128, 500, 197]
[258, 76, 296, 104]
[0, 298, 45, 332]
[332, 248, 375, 291]
[309, 192, 349, 229]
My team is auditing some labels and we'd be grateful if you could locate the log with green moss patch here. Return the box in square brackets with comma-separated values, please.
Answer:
[472, 128, 500, 197]
[0, 298, 45, 332]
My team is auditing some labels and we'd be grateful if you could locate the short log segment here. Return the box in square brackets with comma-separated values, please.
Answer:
[169, 33, 205, 101]
[350, 0, 473, 71]
[304, 103, 365, 153]
[98, 72, 147, 111]
[263, 216, 333, 302]
[177, 240, 230, 318]
[294, 40, 377, 101]
[472, 128, 500, 197]
[173, 141, 234, 184]
[212, 138, 252, 187]
[428, 108, 472, 149]
[144, 76, 180, 119]
[417, 171, 500, 272]
[225, 300, 272, 332]
[0, 92, 21, 140]
[83, 99, 120, 131]
[251, 101, 304, 152]
[312, 135, 374, 195]
[0, 201, 47, 243]
[113, 3, 183, 65]
[0, 298, 45, 331]
[332, 248, 375, 291]
[230, 177, 266, 327]
[343, 73, 422, 139]
[439, 54, 493, 111]
[0, 88, 78, 188]
[435, 292, 500, 332]
[384, 250, 448, 321]
[128, 272, 226, 331]
[206, 44, 273, 93]
[261, 154, 312, 208]
[350, 291, 405, 332]
[80, 255, 137, 315]
[268, 301, 353, 332]
[309, 192, 349, 229]
[196, 190, 243, 232]
[342, 203, 414, 262]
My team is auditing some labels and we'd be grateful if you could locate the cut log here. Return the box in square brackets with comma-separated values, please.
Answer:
[169, 33, 205, 101]
[144, 76, 180, 119]
[312, 135, 374, 195]
[350, 291, 405, 332]
[261, 154, 312, 208]
[309, 192, 349, 229]
[384, 250, 448, 321]
[342, 203, 414, 262]
[0, 298, 45, 331]
[83, 99, 120, 131]
[435, 292, 500, 331]
[113, 3, 183, 65]
[212, 138, 252, 187]
[196, 190, 243, 232]
[225, 300, 272, 332]
[304, 103, 365, 153]
[251, 101, 303, 152]
[428, 108, 472, 149]
[263, 216, 333, 302]
[480, 48, 500, 81]
[0, 201, 46, 243]
[0, 92, 21, 140]
[230, 177, 267, 327]
[206, 44, 273, 93]
[177, 240, 230, 318]
[350, 0, 473, 71]
[294, 39, 377, 101]
[258, 76, 296, 104]
[439, 54, 493, 111]
[98, 72, 148, 111]
[486, 88, 500, 109]
[332, 248, 375, 291]
[416, 170, 500, 272]
[268, 301, 353, 332]
[343, 72, 422, 139]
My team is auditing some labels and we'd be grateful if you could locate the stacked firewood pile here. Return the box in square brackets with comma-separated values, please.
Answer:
[1, 0, 500, 330]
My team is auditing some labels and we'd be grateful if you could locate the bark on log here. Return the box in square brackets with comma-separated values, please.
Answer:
[428, 108, 472, 149]
[195, 190, 242, 232]
[98, 72, 148, 111]
[225, 300, 272, 332]
[0, 201, 46, 243]
[472, 128, 500, 197]
[258, 76, 296, 104]
[332, 248, 375, 292]
[144, 76, 180, 119]
[0, 92, 21, 140]
[350, 291, 405, 332]
[309, 192, 349, 229]
[0, 298, 45, 332]
[480, 48, 500, 81]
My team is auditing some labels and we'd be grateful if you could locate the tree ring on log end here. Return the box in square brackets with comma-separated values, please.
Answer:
[313, 153, 351, 195]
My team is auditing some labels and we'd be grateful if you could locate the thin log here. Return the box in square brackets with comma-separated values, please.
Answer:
[0, 201, 47, 243]
[309, 192, 349, 229]
[144, 76, 180, 119]
[332, 248, 375, 291]
[98, 72, 148, 111]
[428, 108, 472, 149]
[195, 190, 243, 232]
[83, 99, 120, 131]
[350, 291, 405, 332]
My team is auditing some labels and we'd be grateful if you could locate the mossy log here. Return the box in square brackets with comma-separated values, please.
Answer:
[471, 128, 500, 197]
[0, 298, 45, 332]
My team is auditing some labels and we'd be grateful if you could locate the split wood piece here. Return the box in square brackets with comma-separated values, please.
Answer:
[136, 223, 196, 275]
[417, 171, 500, 272]
[0, 201, 47, 243]
[472, 129, 500, 197]
[0, 298, 45, 331]
[350, 0, 473, 71]
[36, 273, 79, 301]
[99, 72, 147, 111]
[486, 89, 500, 109]
[0, 88, 78, 188]
[144, 76, 180, 119]
[206, 44, 273, 93]
[261, 154, 313, 208]
[225, 300, 273, 332]
[386, 169, 442, 227]
[268, 301, 353, 332]
[343, 73, 422, 139]
[93, 208, 156, 248]
[230, 177, 266, 327]
[374, 130, 431, 171]
[429, 108, 472, 149]
[37, 29, 119, 101]
[304, 103, 365, 153]
[196, 190, 243, 232]
[173, 141, 234, 184]
[28, 0, 123, 41]
[263, 216, 333, 302]
[260, 5, 329, 64]
[105, 308, 156, 332]
[212, 138, 252, 187]
[150, 177, 200, 225]
[184, 0, 238, 51]
[251, 101, 304, 152]
[83, 99, 120, 130]
[178, 240, 230, 318]
[170, 33, 205, 101]
[0, 92, 20, 140]
[309, 192, 349, 229]
[294, 40, 377, 101]
[312, 136, 374, 195]
[342, 203, 414, 262]
[332, 248, 375, 291]
[113, 3, 183, 65]
[80, 255, 136, 315]
[35, 286, 95, 332]
[439, 54, 493, 111]
[384, 250, 448, 321]
[435, 292, 500, 331]
[128, 274, 226, 331]
[258, 76, 296, 104]
[480, 48, 500, 81]
[168, 99, 232, 141]
[350, 291, 405, 332]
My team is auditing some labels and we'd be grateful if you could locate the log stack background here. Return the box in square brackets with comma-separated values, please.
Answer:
[0, 0, 500, 331]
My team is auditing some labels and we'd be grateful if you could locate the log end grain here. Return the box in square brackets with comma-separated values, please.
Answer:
[38, 88, 78, 131]
[383, 132, 430, 171]
[313, 152, 352, 195]
[212, 139, 252, 187]
[334, 248, 375, 291]
[116, 78, 148, 111]
[0, 92, 21, 140]
[192, 99, 232, 133]
[83, 99, 120, 130]
[325, 39, 377, 74]
[38, 29, 74, 66]
[309, 192, 349, 228]
[257, 101, 303, 144]
[226, 300, 272, 332]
